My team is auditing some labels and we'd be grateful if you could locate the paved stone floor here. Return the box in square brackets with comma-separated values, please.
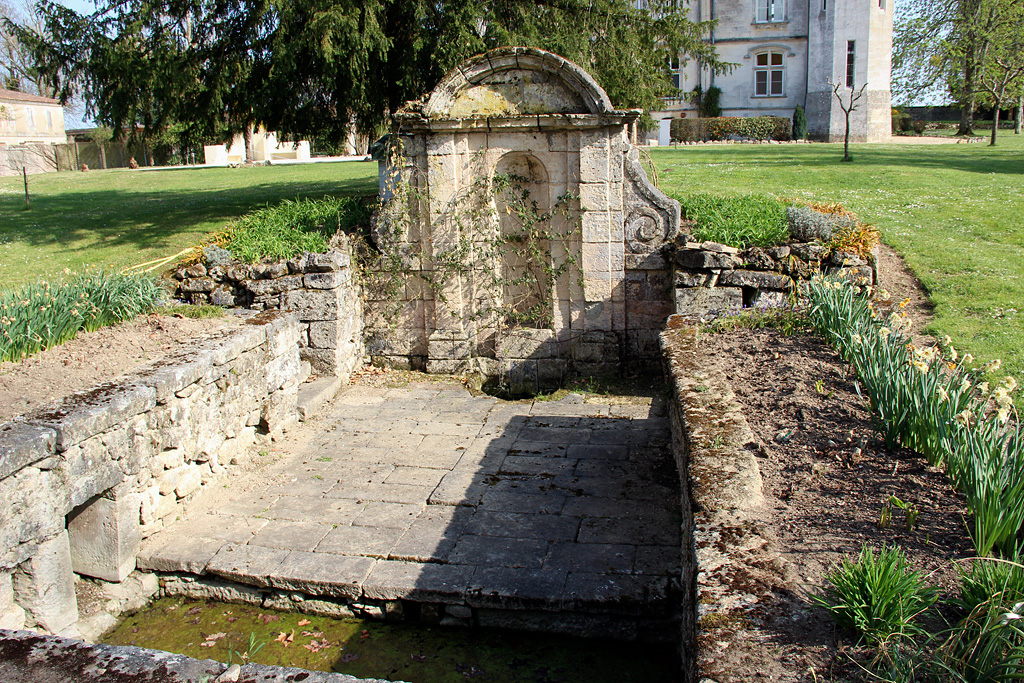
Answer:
[140, 379, 682, 638]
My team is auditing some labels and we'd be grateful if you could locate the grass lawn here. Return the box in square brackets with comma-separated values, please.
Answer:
[651, 135, 1024, 377]
[0, 162, 377, 288]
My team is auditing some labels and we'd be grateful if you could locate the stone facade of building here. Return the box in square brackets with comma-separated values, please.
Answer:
[653, 0, 893, 142]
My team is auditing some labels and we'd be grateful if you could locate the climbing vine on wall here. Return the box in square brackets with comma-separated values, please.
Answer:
[363, 144, 581, 340]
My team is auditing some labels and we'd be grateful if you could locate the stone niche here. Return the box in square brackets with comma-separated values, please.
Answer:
[368, 47, 680, 393]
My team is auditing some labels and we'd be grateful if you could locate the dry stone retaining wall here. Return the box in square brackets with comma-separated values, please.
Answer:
[0, 312, 302, 637]
[174, 237, 363, 380]
[673, 235, 879, 318]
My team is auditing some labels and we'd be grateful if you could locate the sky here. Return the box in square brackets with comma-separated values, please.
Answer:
[51, 0, 96, 128]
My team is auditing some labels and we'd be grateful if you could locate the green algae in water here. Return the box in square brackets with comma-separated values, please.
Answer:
[103, 598, 679, 682]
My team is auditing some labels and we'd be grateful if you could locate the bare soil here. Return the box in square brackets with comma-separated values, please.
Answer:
[691, 244, 973, 682]
[0, 314, 243, 422]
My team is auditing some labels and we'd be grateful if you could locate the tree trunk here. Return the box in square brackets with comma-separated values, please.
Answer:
[844, 109, 852, 160]
[98, 144, 107, 170]
[243, 127, 255, 164]
[958, 45, 977, 135]
[990, 99, 1000, 145]
[1016, 94, 1022, 134]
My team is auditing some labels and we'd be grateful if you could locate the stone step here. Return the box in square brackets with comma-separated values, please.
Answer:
[296, 377, 343, 421]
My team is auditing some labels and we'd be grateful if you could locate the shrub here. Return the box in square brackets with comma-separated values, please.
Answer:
[672, 192, 789, 248]
[813, 544, 939, 644]
[787, 205, 858, 242]
[828, 220, 880, 261]
[670, 116, 792, 143]
[912, 119, 927, 135]
[0, 271, 165, 362]
[215, 196, 371, 264]
[792, 105, 808, 140]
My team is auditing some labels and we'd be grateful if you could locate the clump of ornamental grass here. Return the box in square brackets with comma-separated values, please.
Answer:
[812, 544, 938, 645]
[0, 270, 165, 362]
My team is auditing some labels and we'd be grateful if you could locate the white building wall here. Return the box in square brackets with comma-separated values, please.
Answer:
[652, 0, 891, 142]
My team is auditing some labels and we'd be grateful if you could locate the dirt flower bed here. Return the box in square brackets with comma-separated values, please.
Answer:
[694, 323, 974, 681]
[0, 313, 244, 422]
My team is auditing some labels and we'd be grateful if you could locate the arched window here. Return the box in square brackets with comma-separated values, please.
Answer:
[754, 51, 785, 96]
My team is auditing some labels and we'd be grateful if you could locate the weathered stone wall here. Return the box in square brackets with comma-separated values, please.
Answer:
[174, 237, 363, 380]
[673, 235, 878, 318]
[0, 312, 301, 637]
[661, 322, 782, 682]
[367, 48, 679, 392]
[0, 628, 388, 683]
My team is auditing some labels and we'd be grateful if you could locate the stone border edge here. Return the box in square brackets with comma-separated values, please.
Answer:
[661, 320, 789, 683]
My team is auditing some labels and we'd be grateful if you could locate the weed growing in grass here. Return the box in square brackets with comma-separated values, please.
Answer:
[0, 271, 165, 362]
[813, 544, 938, 645]
[672, 192, 789, 248]
[213, 196, 370, 263]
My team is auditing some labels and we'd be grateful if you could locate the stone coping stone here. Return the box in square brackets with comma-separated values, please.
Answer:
[0, 628, 392, 683]
[0, 422, 56, 479]
[0, 311, 297, 461]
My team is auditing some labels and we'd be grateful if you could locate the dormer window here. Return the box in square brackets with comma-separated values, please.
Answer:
[754, 51, 785, 96]
[756, 0, 785, 22]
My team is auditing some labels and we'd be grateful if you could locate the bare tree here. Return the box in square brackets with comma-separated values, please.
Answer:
[977, 0, 1024, 145]
[829, 79, 867, 162]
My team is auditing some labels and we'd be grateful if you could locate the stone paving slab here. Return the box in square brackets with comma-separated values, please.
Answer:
[142, 380, 683, 626]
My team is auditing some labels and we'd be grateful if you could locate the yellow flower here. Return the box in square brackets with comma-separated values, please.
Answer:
[979, 382, 990, 394]
[997, 407, 1011, 423]
[994, 390, 1013, 409]
[984, 360, 1002, 373]
[1002, 376, 1018, 393]
[948, 347, 958, 362]
[941, 335, 953, 346]
[912, 360, 930, 374]
[937, 386, 949, 403]
[879, 289, 891, 301]
[899, 297, 911, 309]
[963, 353, 974, 365]
[960, 377, 972, 393]
[954, 409, 973, 426]
[879, 327, 891, 339]
[852, 333, 863, 345]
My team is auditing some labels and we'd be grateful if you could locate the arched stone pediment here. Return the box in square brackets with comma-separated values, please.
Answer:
[423, 47, 614, 119]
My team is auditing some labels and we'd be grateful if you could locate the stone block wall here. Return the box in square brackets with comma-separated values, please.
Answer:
[174, 237, 364, 380]
[0, 312, 301, 637]
[661, 321, 783, 682]
[673, 235, 879, 318]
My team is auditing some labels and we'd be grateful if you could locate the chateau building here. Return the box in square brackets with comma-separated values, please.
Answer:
[651, 0, 893, 141]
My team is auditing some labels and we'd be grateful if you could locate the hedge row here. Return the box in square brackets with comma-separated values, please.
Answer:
[669, 116, 793, 143]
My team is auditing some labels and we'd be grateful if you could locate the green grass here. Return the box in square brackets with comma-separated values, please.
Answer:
[220, 196, 371, 263]
[0, 162, 377, 289]
[650, 136, 1024, 377]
